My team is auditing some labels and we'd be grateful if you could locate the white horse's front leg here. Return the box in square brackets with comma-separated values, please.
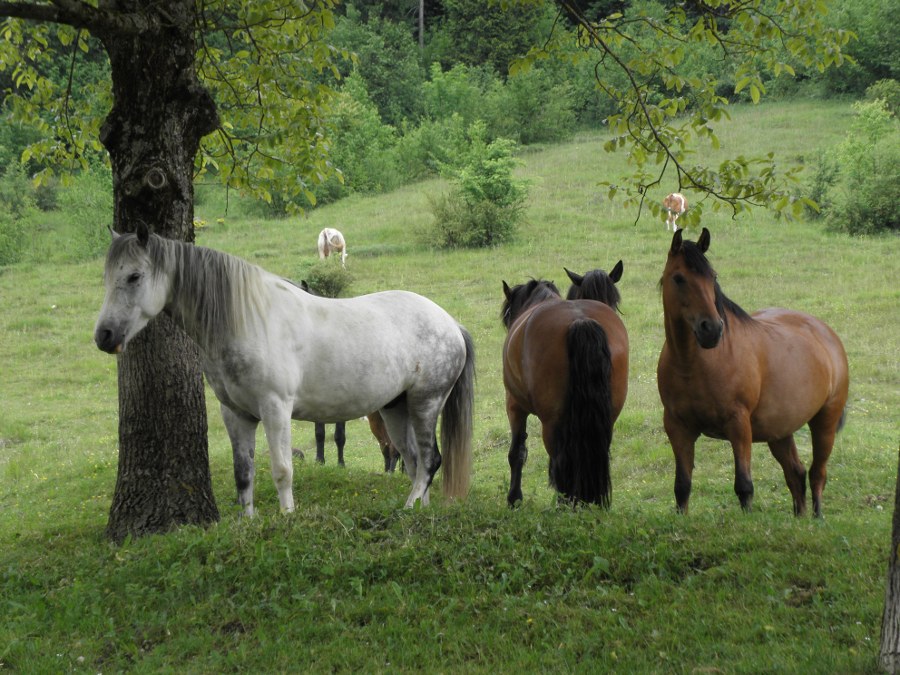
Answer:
[261, 402, 296, 513]
[221, 404, 259, 517]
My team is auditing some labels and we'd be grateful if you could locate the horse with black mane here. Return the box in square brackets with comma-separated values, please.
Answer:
[501, 276, 628, 507]
[657, 227, 849, 516]
[564, 260, 624, 308]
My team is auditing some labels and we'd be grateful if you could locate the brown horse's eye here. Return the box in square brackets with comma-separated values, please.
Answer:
[673, 273, 686, 286]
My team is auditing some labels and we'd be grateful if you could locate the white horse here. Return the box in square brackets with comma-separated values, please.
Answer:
[663, 192, 687, 231]
[317, 227, 347, 267]
[94, 225, 475, 515]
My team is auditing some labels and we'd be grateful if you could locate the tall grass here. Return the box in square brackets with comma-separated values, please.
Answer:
[1, 101, 897, 672]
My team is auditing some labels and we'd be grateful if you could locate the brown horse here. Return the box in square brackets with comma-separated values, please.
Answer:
[657, 228, 849, 516]
[367, 411, 401, 473]
[501, 279, 629, 507]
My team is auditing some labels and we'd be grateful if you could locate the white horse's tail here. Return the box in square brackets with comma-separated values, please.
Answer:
[440, 326, 475, 499]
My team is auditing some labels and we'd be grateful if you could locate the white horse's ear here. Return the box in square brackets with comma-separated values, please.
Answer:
[564, 267, 582, 286]
[135, 221, 150, 247]
[108, 225, 120, 240]
[609, 260, 624, 283]
[698, 227, 711, 253]
[670, 228, 684, 254]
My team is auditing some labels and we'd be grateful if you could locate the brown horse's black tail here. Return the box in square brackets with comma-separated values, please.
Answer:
[550, 318, 613, 507]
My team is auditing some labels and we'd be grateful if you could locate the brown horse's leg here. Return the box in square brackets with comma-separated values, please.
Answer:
[808, 410, 840, 518]
[728, 422, 755, 512]
[664, 410, 697, 514]
[314, 422, 326, 464]
[767, 436, 807, 516]
[506, 401, 529, 507]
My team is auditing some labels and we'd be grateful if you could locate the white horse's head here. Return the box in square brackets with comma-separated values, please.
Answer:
[94, 224, 171, 354]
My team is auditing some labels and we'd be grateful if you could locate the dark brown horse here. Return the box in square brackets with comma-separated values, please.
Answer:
[501, 279, 629, 507]
[657, 228, 849, 516]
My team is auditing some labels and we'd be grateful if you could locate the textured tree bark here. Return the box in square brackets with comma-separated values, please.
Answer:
[881, 448, 900, 672]
[97, 2, 221, 543]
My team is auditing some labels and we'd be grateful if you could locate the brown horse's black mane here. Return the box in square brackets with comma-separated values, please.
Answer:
[501, 279, 560, 328]
[566, 269, 622, 312]
[679, 241, 752, 326]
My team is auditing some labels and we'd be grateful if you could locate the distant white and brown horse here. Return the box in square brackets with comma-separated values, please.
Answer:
[663, 193, 687, 231]
[318, 227, 347, 266]
[94, 225, 474, 514]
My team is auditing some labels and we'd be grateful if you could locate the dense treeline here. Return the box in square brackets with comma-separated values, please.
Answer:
[0, 0, 898, 265]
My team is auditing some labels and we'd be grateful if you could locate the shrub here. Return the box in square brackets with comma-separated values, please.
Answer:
[426, 192, 520, 248]
[825, 100, 900, 235]
[865, 79, 900, 118]
[299, 260, 353, 298]
[426, 122, 527, 248]
[803, 148, 840, 218]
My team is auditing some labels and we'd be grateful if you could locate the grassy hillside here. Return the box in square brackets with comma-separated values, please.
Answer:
[1, 100, 897, 672]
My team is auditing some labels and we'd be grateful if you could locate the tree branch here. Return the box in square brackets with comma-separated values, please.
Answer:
[0, 0, 164, 35]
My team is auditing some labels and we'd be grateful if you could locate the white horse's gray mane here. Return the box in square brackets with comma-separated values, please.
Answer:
[108, 232, 270, 350]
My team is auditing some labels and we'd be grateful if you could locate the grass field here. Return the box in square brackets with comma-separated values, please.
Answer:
[1, 100, 898, 672]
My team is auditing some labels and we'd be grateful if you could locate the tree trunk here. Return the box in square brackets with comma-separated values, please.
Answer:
[97, 3, 221, 543]
[881, 447, 900, 671]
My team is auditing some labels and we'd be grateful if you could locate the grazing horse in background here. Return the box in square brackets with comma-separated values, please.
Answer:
[564, 260, 624, 309]
[657, 228, 849, 516]
[663, 192, 687, 231]
[318, 227, 347, 267]
[94, 224, 475, 514]
[501, 278, 629, 507]
[367, 411, 401, 472]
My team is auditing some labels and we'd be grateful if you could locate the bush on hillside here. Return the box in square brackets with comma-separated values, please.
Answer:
[426, 122, 527, 248]
[865, 79, 900, 118]
[824, 99, 900, 235]
[300, 260, 353, 298]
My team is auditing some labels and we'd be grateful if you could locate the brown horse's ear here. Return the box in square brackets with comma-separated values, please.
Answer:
[670, 228, 684, 254]
[698, 227, 711, 253]
[564, 267, 582, 286]
[502, 280, 513, 300]
[135, 221, 150, 247]
[609, 260, 624, 283]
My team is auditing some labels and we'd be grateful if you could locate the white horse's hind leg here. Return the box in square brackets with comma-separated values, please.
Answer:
[378, 405, 430, 507]
[261, 401, 296, 513]
[222, 404, 259, 517]
[405, 400, 444, 507]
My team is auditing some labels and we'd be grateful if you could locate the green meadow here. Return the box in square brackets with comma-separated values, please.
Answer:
[1, 100, 897, 672]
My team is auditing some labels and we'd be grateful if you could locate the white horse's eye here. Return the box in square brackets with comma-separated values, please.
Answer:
[127, 273, 141, 285]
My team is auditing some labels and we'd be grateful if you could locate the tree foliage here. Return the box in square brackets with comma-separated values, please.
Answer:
[508, 0, 855, 222]
[0, 0, 343, 212]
